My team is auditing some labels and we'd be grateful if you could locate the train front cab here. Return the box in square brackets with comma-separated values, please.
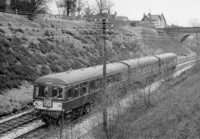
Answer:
[33, 72, 124, 121]
[33, 83, 65, 120]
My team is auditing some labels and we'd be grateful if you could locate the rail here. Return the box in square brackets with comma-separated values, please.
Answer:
[0, 114, 37, 135]
[0, 109, 33, 125]
[177, 56, 196, 64]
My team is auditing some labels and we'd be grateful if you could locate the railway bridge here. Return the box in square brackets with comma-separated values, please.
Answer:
[157, 27, 200, 43]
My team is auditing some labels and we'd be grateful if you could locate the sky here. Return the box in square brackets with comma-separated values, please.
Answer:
[48, 0, 200, 27]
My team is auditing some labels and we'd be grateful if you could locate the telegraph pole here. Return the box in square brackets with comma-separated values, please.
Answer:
[102, 18, 107, 99]
[102, 16, 114, 139]
[196, 33, 198, 64]
[95, 15, 113, 139]
[102, 18, 109, 139]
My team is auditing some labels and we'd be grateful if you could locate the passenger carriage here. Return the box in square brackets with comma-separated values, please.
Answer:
[33, 62, 128, 121]
[33, 53, 177, 122]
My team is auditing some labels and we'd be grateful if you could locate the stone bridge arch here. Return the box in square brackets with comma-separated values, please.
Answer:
[157, 27, 200, 43]
[180, 34, 192, 43]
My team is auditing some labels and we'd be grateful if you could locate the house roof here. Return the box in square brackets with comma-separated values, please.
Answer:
[115, 16, 129, 21]
[142, 13, 166, 22]
[150, 15, 160, 21]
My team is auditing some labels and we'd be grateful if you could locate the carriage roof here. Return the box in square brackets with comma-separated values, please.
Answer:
[121, 56, 159, 68]
[35, 53, 177, 86]
[35, 62, 128, 85]
[155, 53, 177, 60]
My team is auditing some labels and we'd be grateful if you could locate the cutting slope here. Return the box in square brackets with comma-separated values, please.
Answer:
[0, 13, 194, 116]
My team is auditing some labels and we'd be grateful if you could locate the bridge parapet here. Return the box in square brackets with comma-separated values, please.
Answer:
[156, 27, 199, 43]
[157, 27, 200, 34]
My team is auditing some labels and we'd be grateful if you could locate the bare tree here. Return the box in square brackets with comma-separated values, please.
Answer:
[55, 0, 63, 16]
[0, 0, 6, 12]
[83, 1, 94, 17]
[61, 0, 77, 17]
[95, 0, 113, 14]
[10, 0, 49, 20]
[189, 18, 200, 27]
[76, 0, 85, 16]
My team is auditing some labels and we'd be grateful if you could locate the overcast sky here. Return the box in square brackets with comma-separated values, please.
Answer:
[48, 0, 200, 27]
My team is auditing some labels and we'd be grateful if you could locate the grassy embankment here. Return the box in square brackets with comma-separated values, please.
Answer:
[94, 64, 200, 139]
[0, 13, 192, 116]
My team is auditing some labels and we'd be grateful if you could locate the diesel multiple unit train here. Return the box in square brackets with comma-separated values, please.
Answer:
[33, 53, 177, 123]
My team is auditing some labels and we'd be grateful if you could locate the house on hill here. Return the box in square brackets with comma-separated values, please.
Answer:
[141, 13, 166, 28]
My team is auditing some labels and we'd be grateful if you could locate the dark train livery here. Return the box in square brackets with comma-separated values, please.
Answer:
[33, 53, 177, 122]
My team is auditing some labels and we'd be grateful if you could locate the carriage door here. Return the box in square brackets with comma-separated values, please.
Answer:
[43, 82, 53, 108]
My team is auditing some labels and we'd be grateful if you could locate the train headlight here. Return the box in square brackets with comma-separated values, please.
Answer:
[58, 103, 62, 108]
[34, 101, 39, 106]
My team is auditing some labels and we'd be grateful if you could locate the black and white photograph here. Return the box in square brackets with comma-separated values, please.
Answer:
[0, 0, 200, 138]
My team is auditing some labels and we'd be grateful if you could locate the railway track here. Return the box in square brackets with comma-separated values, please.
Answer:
[28, 57, 199, 139]
[0, 56, 197, 139]
[176, 59, 196, 71]
[178, 55, 196, 64]
[0, 115, 36, 134]
[0, 113, 41, 138]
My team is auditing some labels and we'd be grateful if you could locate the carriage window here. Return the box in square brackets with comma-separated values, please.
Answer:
[89, 79, 102, 93]
[67, 85, 80, 100]
[74, 85, 80, 97]
[96, 80, 100, 90]
[52, 86, 63, 99]
[34, 85, 48, 97]
[80, 82, 88, 96]
[107, 76, 113, 86]
[52, 87, 57, 97]
[116, 73, 122, 82]
[99, 78, 103, 89]
[89, 80, 96, 92]
[68, 88, 73, 99]
[112, 74, 117, 82]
